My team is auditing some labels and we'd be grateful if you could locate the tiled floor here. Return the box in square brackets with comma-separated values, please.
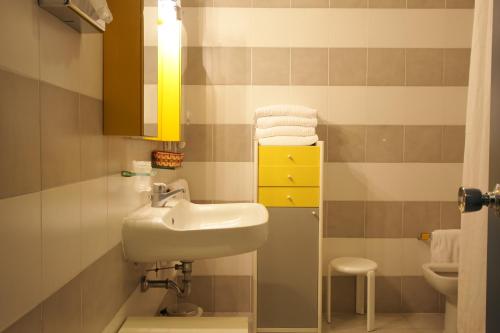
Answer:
[323, 313, 445, 333]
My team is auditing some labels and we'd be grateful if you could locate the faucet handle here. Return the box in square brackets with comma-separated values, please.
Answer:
[152, 183, 168, 193]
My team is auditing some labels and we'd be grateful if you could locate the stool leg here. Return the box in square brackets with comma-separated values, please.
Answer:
[367, 271, 375, 332]
[327, 265, 332, 323]
[356, 275, 365, 315]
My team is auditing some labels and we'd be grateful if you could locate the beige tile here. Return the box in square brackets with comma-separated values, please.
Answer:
[2, 306, 42, 333]
[42, 277, 83, 333]
[183, 0, 213, 6]
[0, 70, 41, 199]
[181, 276, 215, 312]
[323, 276, 356, 313]
[444, 49, 470, 86]
[252, 48, 290, 85]
[441, 202, 461, 229]
[79, 34, 103, 100]
[365, 126, 404, 162]
[214, 0, 252, 6]
[367, 49, 405, 86]
[292, 0, 329, 7]
[39, 9, 80, 93]
[406, 49, 444, 86]
[82, 245, 143, 332]
[404, 126, 443, 162]
[42, 183, 81, 299]
[331, 0, 367, 7]
[144, 46, 158, 84]
[330, 48, 367, 86]
[41, 83, 81, 189]
[368, 0, 405, 7]
[291, 48, 328, 86]
[213, 125, 252, 162]
[442, 125, 465, 162]
[106, 136, 128, 175]
[209, 48, 251, 85]
[327, 125, 366, 162]
[326, 201, 365, 237]
[182, 124, 213, 162]
[0, 0, 39, 79]
[407, 0, 445, 8]
[402, 276, 440, 313]
[144, 0, 158, 6]
[80, 95, 106, 181]
[365, 202, 403, 238]
[183, 47, 210, 85]
[253, 0, 290, 6]
[446, 0, 474, 8]
[0, 193, 42, 332]
[214, 276, 251, 312]
[365, 239, 403, 275]
[375, 276, 402, 313]
[403, 202, 441, 238]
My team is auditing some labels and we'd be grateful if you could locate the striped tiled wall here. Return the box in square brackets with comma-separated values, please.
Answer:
[177, 1, 473, 313]
[0, 1, 180, 331]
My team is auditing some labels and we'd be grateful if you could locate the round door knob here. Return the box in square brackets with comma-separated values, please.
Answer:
[287, 174, 293, 180]
[287, 195, 292, 201]
[458, 187, 485, 213]
[287, 154, 293, 160]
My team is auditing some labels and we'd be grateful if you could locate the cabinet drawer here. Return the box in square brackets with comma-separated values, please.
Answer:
[259, 166, 320, 187]
[258, 187, 319, 207]
[259, 146, 320, 166]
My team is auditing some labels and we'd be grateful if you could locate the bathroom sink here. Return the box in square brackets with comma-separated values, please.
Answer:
[122, 199, 269, 263]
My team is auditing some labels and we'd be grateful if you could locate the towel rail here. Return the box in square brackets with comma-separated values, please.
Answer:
[418, 232, 432, 241]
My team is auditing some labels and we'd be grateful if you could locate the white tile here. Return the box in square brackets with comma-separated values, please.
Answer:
[0, 0, 39, 79]
[39, 9, 80, 92]
[289, 86, 329, 123]
[325, 163, 463, 202]
[365, 238, 403, 276]
[41, 183, 81, 299]
[176, 162, 216, 201]
[289, 9, 333, 47]
[322, 238, 366, 275]
[328, 86, 368, 124]
[250, 9, 291, 47]
[213, 253, 253, 276]
[79, 33, 103, 100]
[144, 6, 159, 47]
[331, 9, 368, 48]
[209, 9, 252, 47]
[402, 239, 430, 276]
[192, 258, 217, 275]
[144, 84, 159, 125]
[81, 177, 108, 269]
[0, 193, 42, 332]
[443, 10, 474, 48]
[251, 85, 291, 111]
[213, 162, 254, 202]
[213, 86, 253, 124]
[107, 174, 149, 249]
[183, 85, 215, 124]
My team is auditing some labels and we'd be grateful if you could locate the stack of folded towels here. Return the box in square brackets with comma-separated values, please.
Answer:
[255, 105, 318, 146]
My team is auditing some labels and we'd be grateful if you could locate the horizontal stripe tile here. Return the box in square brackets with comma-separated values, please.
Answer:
[184, 0, 474, 7]
[325, 162, 462, 201]
[183, 47, 470, 87]
[183, 85, 467, 125]
[182, 8, 473, 48]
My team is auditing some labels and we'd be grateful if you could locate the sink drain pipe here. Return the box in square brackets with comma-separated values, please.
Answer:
[141, 261, 192, 298]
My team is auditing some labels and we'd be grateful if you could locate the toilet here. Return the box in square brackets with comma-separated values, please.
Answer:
[422, 263, 458, 333]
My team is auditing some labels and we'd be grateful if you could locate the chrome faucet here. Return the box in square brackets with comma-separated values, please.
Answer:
[151, 183, 185, 207]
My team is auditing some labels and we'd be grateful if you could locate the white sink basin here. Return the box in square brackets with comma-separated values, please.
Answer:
[122, 199, 269, 263]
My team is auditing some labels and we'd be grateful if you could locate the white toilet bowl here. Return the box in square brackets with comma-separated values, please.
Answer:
[422, 263, 458, 333]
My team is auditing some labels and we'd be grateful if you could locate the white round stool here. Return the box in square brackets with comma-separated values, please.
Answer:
[327, 257, 378, 332]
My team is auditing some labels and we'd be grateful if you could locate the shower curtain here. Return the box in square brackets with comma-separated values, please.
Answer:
[457, 0, 493, 332]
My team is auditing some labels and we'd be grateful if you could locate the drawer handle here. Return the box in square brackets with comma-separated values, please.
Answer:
[287, 174, 293, 181]
[287, 195, 293, 201]
[287, 154, 293, 161]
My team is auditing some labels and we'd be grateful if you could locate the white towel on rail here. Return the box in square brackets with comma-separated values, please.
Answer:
[430, 229, 461, 263]
[258, 135, 319, 146]
[255, 126, 316, 139]
[256, 116, 318, 129]
[255, 105, 317, 119]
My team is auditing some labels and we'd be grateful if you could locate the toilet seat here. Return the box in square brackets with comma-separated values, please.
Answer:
[422, 263, 458, 299]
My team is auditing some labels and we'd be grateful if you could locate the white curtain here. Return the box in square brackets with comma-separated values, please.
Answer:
[457, 0, 493, 332]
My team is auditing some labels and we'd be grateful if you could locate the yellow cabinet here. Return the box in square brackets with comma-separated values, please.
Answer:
[259, 166, 320, 187]
[258, 187, 320, 207]
[103, 0, 181, 141]
[259, 146, 320, 166]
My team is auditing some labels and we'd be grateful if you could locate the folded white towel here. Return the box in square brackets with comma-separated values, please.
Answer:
[255, 105, 317, 119]
[258, 135, 319, 146]
[255, 126, 316, 139]
[431, 229, 461, 263]
[257, 116, 318, 129]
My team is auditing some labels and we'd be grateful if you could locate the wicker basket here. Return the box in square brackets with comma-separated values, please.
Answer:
[151, 150, 184, 169]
